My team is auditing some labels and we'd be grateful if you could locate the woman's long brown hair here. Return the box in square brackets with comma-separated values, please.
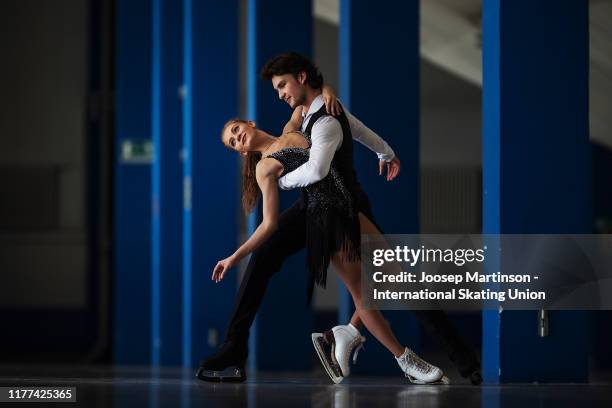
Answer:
[241, 150, 262, 214]
[222, 119, 261, 214]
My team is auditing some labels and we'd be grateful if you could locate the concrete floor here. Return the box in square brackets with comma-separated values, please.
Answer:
[1, 365, 612, 408]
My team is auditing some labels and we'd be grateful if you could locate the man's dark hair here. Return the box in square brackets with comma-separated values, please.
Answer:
[260, 52, 324, 89]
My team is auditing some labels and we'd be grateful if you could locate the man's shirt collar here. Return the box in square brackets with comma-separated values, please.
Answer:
[302, 94, 325, 120]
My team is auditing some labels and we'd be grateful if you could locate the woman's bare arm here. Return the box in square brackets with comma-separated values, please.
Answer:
[212, 158, 283, 282]
[282, 86, 342, 134]
[282, 106, 304, 134]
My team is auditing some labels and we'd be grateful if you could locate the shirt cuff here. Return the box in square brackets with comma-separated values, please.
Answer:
[278, 176, 292, 190]
[377, 152, 395, 162]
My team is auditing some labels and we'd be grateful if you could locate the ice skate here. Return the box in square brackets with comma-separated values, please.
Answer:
[396, 347, 448, 385]
[311, 324, 365, 383]
[196, 340, 247, 382]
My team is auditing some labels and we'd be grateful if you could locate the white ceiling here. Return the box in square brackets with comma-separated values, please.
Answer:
[313, 0, 612, 149]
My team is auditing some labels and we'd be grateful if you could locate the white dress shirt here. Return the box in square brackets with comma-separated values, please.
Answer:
[278, 95, 396, 190]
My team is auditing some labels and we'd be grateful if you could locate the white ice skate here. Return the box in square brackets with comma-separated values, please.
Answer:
[396, 347, 449, 385]
[311, 324, 365, 384]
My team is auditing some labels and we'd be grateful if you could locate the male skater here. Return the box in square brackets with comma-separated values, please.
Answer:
[197, 53, 481, 385]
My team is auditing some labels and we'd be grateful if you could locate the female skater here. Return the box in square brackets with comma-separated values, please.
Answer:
[213, 114, 446, 385]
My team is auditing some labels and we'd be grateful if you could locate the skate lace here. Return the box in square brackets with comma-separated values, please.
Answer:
[346, 336, 366, 365]
[402, 348, 434, 376]
[352, 338, 365, 364]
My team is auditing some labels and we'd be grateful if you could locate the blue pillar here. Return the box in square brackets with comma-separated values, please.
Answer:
[114, 0, 152, 365]
[339, 0, 421, 374]
[482, 0, 591, 383]
[187, 0, 241, 367]
[246, 0, 313, 371]
[151, 0, 184, 366]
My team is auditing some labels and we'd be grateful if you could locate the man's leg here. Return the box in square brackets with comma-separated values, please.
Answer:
[197, 200, 307, 381]
[412, 310, 481, 382]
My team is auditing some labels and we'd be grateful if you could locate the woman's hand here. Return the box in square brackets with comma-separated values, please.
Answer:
[212, 255, 237, 283]
[322, 85, 342, 116]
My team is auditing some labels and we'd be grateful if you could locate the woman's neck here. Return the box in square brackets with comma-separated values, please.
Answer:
[254, 130, 278, 154]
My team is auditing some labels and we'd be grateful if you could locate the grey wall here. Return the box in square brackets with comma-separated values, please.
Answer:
[420, 60, 482, 234]
[314, 19, 339, 95]
[0, 0, 88, 308]
[420, 60, 481, 167]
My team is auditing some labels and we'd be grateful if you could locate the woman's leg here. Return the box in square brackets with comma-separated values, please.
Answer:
[349, 311, 361, 328]
[346, 211, 389, 329]
[331, 213, 404, 358]
[322, 213, 444, 384]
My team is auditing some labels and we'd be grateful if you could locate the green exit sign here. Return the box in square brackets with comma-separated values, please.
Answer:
[120, 139, 154, 164]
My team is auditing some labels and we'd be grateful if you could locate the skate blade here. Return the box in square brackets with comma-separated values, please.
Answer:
[196, 366, 246, 382]
[407, 374, 450, 385]
[311, 333, 343, 384]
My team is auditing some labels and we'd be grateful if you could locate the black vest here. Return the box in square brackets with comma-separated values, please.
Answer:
[303, 104, 362, 203]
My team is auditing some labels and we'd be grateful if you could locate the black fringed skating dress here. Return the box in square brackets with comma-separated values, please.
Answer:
[266, 108, 363, 304]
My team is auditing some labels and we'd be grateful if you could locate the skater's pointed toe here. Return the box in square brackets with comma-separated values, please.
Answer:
[312, 324, 366, 383]
[312, 332, 344, 383]
[196, 340, 248, 382]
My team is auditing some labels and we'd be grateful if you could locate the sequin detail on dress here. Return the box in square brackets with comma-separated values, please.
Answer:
[266, 146, 361, 303]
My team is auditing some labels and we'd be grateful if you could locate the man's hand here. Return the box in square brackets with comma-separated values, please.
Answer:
[379, 157, 400, 181]
[212, 255, 237, 283]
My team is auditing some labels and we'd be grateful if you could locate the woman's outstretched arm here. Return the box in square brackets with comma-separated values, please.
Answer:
[212, 158, 283, 282]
